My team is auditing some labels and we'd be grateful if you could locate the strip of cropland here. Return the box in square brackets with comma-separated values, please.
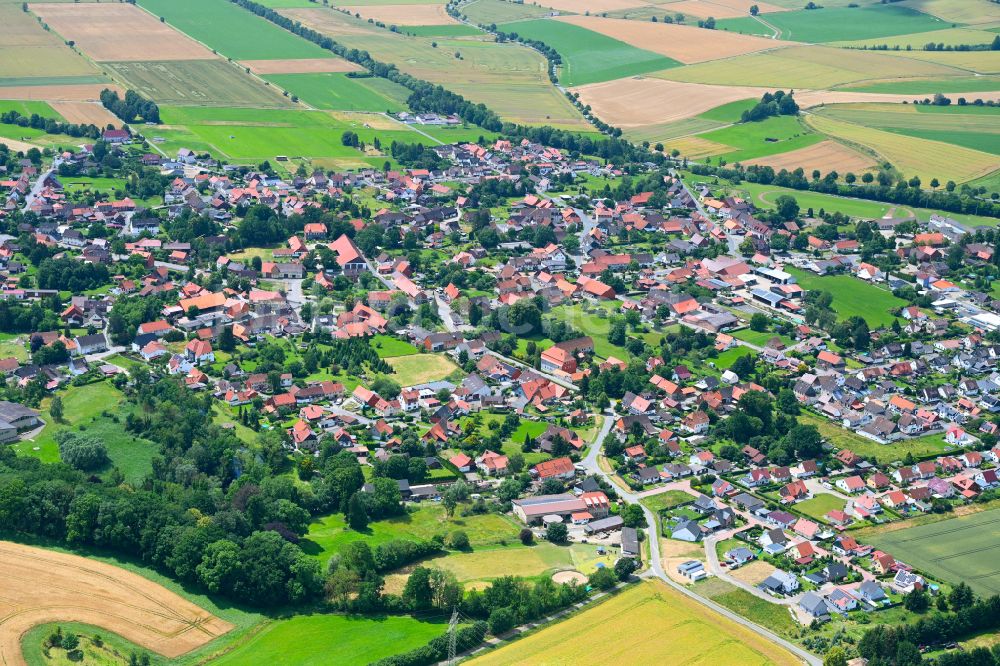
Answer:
[0, 4, 105, 89]
[279, 6, 591, 129]
[498, 18, 680, 87]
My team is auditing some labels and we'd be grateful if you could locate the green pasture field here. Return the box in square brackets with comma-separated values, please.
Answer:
[694, 578, 800, 639]
[152, 105, 428, 165]
[461, 0, 557, 25]
[730, 180, 895, 218]
[660, 45, 965, 89]
[0, 75, 109, 87]
[723, 4, 948, 43]
[264, 72, 410, 111]
[371, 334, 419, 357]
[797, 411, 950, 464]
[404, 24, 483, 37]
[385, 353, 459, 385]
[865, 508, 1000, 597]
[626, 99, 756, 144]
[11, 382, 158, 484]
[501, 19, 680, 87]
[831, 27, 1000, 49]
[300, 505, 524, 563]
[697, 114, 822, 163]
[794, 495, 845, 523]
[785, 267, 905, 327]
[639, 490, 694, 514]
[104, 60, 293, 108]
[211, 614, 447, 666]
[843, 75, 1000, 93]
[0, 100, 61, 118]
[812, 103, 1000, 156]
[715, 16, 772, 37]
[254, 0, 323, 6]
[294, 12, 590, 129]
[138, 0, 334, 60]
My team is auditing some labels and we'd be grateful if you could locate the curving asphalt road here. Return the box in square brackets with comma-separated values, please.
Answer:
[579, 408, 821, 666]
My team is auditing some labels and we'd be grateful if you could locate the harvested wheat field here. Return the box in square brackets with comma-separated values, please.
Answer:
[284, 7, 387, 36]
[794, 89, 1000, 108]
[49, 101, 120, 127]
[242, 58, 362, 74]
[573, 77, 767, 127]
[30, 3, 216, 61]
[655, 0, 789, 19]
[338, 3, 458, 25]
[0, 83, 123, 102]
[470, 579, 801, 665]
[663, 134, 733, 158]
[743, 139, 876, 173]
[0, 137, 41, 153]
[556, 15, 788, 63]
[536, 0, 657, 12]
[0, 541, 232, 666]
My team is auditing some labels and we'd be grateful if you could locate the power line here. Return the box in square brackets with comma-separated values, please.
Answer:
[447, 606, 459, 666]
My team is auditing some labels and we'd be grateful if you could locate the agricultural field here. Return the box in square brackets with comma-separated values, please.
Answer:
[843, 75, 1000, 94]
[555, 15, 787, 63]
[48, 101, 119, 126]
[403, 542, 615, 584]
[403, 24, 484, 36]
[899, 0, 1000, 26]
[811, 103, 1000, 156]
[0, 541, 232, 664]
[742, 139, 876, 174]
[104, 60, 293, 108]
[719, 4, 949, 43]
[210, 614, 446, 666]
[661, 0, 790, 19]
[148, 105, 429, 168]
[460, 0, 556, 25]
[865, 508, 1000, 597]
[731, 180, 895, 219]
[263, 72, 411, 111]
[660, 45, 966, 89]
[785, 267, 905, 327]
[385, 353, 460, 385]
[500, 19, 679, 87]
[805, 112, 1000, 184]
[694, 578, 801, 639]
[831, 27, 1000, 49]
[137, 0, 335, 60]
[338, 2, 458, 25]
[681, 114, 822, 163]
[469, 579, 802, 665]
[0, 4, 103, 84]
[242, 57, 361, 74]
[283, 8, 590, 129]
[878, 49, 1000, 74]
[0, 83, 117, 103]
[30, 3, 215, 62]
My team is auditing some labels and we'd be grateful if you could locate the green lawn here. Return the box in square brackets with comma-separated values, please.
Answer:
[211, 614, 447, 666]
[795, 494, 845, 523]
[138, 0, 334, 60]
[300, 505, 524, 563]
[263, 72, 411, 112]
[549, 303, 631, 360]
[798, 411, 950, 464]
[385, 353, 460, 385]
[730, 328, 795, 348]
[785, 267, 905, 328]
[501, 19, 679, 87]
[12, 382, 158, 483]
[0, 332, 29, 362]
[640, 490, 694, 514]
[732, 180, 894, 219]
[371, 334, 419, 358]
[721, 4, 948, 42]
[713, 347, 753, 370]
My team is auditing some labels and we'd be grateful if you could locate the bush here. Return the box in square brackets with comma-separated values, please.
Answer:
[588, 566, 617, 590]
[519, 528, 533, 545]
[56, 431, 109, 471]
[446, 530, 470, 550]
[545, 522, 568, 543]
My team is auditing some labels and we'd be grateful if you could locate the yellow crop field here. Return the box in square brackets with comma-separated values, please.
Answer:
[742, 139, 876, 173]
[830, 27, 1000, 49]
[813, 103, 1000, 134]
[805, 113, 999, 183]
[659, 135, 733, 158]
[469, 580, 801, 666]
[879, 49, 1000, 75]
[899, 0, 1000, 26]
[659, 45, 966, 89]
[0, 5, 100, 79]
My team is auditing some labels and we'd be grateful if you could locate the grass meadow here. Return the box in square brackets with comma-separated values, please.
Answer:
[470, 580, 802, 665]
[692, 114, 823, 163]
[794, 494, 846, 523]
[728, 4, 948, 43]
[798, 412, 950, 464]
[865, 508, 1000, 597]
[501, 19, 680, 87]
[785, 267, 905, 327]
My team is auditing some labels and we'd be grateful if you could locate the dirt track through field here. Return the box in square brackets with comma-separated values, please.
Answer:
[30, 3, 216, 62]
[555, 15, 790, 63]
[0, 541, 232, 666]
